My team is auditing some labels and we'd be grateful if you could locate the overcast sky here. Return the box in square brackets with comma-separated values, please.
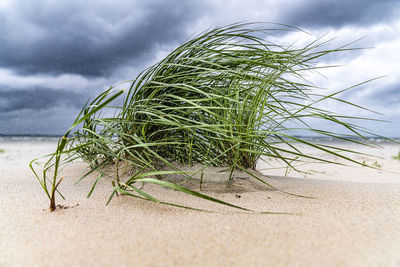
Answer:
[0, 0, 399, 136]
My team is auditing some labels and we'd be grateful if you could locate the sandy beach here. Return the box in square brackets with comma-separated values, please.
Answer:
[1, 138, 400, 266]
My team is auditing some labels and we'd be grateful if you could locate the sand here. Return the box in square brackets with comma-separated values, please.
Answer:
[1, 138, 400, 266]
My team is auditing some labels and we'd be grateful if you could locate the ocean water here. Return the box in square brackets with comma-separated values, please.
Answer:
[0, 135, 60, 142]
[1, 135, 398, 144]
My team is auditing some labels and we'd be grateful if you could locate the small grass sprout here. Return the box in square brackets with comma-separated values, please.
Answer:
[373, 161, 381, 168]
[392, 151, 400, 161]
[31, 22, 387, 212]
[0, 149, 4, 153]
[392, 151, 400, 160]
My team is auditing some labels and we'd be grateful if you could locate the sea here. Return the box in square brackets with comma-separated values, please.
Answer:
[1, 134, 399, 144]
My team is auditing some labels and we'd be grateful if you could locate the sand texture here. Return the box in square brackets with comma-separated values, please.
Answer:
[1, 138, 400, 266]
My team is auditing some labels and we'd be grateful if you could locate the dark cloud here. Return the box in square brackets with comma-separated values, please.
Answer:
[363, 84, 400, 107]
[0, 106, 77, 135]
[282, 0, 400, 28]
[0, 0, 207, 76]
[0, 88, 86, 112]
[0, 0, 399, 136]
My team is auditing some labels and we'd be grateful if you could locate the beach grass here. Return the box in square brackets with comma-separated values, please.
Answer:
[31, 22, 386, 212]
[0, 149, 4, 153]
[392, 151, 400, 160]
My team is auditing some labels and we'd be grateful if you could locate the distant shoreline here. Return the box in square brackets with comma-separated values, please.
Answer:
[1, 134, 399, 143]
[0, 134, 62, 138]
[0, 135, 61, 141]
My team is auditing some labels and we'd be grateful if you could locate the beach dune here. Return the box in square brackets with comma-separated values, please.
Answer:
[1, 138, 400, 266]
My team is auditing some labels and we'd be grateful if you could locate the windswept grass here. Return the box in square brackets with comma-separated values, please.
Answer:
[0, 149, 4, 153]
[31, 23, 386, 212]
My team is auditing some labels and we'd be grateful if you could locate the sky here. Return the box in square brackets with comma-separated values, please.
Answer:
[0, 0, 399, 136]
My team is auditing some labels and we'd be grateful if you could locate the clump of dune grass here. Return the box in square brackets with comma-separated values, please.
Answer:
[392, 151, 400, 160]
[31, 23, 386, 212]
[0, 149, 4, 153]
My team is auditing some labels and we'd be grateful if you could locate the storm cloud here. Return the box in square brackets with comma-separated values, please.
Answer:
[0, 88, 86, 112]
[0, 0, 207, 76]
[0, 0, 399, 136]
[282, 0, 400, 28]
